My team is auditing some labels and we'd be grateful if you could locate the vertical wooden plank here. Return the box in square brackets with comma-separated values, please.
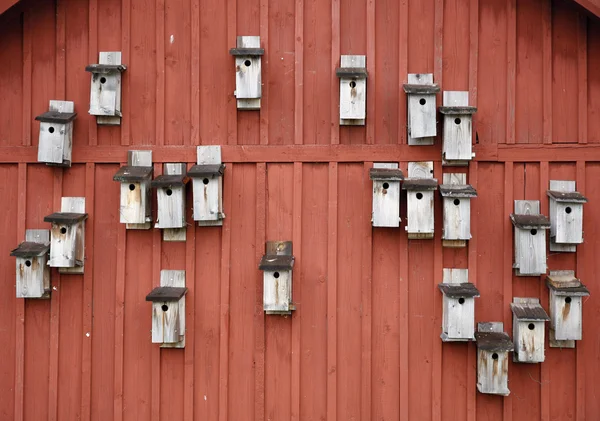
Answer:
[398, 0, 408, 145]
[506, 0, 516, 144]
[121, 0, 131, 145]
[88, 0, 98, 146]
[190, 0, 199, 145]
[365, 0, 375, 144]
[431, 160, 443, 421]
[326, 162, 337, 421]
[502, 162, 513, 421]
[542, 0, 552, 145]
[294, 0, 303, 146]
[466, 162, 478, 421]
[113, 168, 126, 421]
[330, 0, 340, 145]
[442, 0, 469, 90]
[575, 161, 585, 421]
[540, 161, 550, 421]
[0, 7, 23, 147]
[468, 0, 478, 118]
[55, 0, 66, 99]
[588, 22, 600, 143]
[254, 163, 266, 421]
[150, 164, 162, 421]
[156, 0, 165, 146]
[434, 0, 444, 93]
[226, 0, 236, 144]
[259, 0, 269, 145]
[14, 163, 26, 421]
[361, 163, 372, 421]
[578, 15, 588, 145]
[291, 163, 302, 421]
[183, 186, 195, 421]
[399, 168, 409, 421]
[22, 8, 32, 147]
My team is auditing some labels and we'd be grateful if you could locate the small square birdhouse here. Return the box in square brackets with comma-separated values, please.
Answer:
[151, 163, 189, 241]
[336, 55, 367, 125]
[402, 162, 437, 238]
[510, 298, 549, 363]
[438, 269, 479, 342]
[475, 322, 513, 396]
[439, 91, 477, 166]
[113, 150, 153, 229]
[510, 200, 550, 276]
[369, 163, 403, 228]
[439, 173, 477, 247]
[85, 52, 126, 125]
[10, 229, 51, 299]
[146, 270, 187, 348]
[259, 241, 295, 315]
[403, 74, 439, 145]
[188, 146, 225, 226]
[230, 36, 264, 110]
[547, 180, 587, 252]
[35, 100, 77, 167]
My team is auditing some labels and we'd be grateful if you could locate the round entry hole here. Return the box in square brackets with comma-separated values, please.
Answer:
[129, 184, 136, 191]
[244, 60, 251, 67]
[60, 227, 67, 234]
[166, 188, 173, 196]
[453, 199, 460, 206]
[203, 178, 209, 185]
[349, 81, 356, 88]
[530, 229, 538, 236]
[419, 98, 426, 106]
[48, 127, 55, 134]
[528, 323, 535, 330]
[565, 207, 572, 214]
[382, 182, 390, 190]
[100, 77, 107, 84]
[416, 192, 423, 200]
[454, 118, 461, 125]
[161, 304, 169, 312]
[492, 353, 498, 360]
[25, 260, 32, 267]
[273, 272, 280, 279]
[565, 297, 572, 304]
[458, 298, 465, 305]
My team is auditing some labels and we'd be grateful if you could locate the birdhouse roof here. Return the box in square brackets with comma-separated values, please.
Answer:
[439, 184, 477, 198]
[369, 168, 404, 181]
[510, 214, 551, 229]
[402, 178, 438, 191]
[187, 164, 225, 178]
[151, 174, 189, 188]
[475, 331, 514, 352]
[35, 110, 77, 123]
[10, 241, 50, 257]
[113, 165, 153, 182]
[145, 286, 188, 302]
[438, 282, 480, 298]
[402, 83, 440, 94]
[259, 255, 295, 271]
[546, 190, 588, 203]
[43, 212, 88, 224]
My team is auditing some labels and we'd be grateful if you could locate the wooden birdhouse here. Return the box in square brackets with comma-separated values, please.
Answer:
[546, 270, 590, 347]
[403, 74, 439, 145]
[35, 100, 76, 167]
[510, 200, 550, 276]
[10, 229, 51, 299]
[44, 197, 88, 274]
[510, 298, 549, 363]
[113, 150, 153, 229]
[85, 52, 126, 125]
[259, 241, 295, 315]
[229, 36, 263, 110]
[188, 146, 225, 226]
[439, 91, 477, 166]
[439, 173, 477, 247]
[151, 163, 189, 242]
[547, 180, 587, 252]
[369, 163, 403, 228]
[146, 270, 187, 348]
[438, 269, 480, 342]
[402, 162, 437, 238]
[336, 55, 367, 125]
[475, 322, 513, 396]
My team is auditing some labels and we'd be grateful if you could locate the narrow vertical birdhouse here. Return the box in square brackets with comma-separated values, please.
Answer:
[369, 163, 403, 228]
[510, 298, 549, 363]
[438, 269, 479, 342]
[44, 197, 88, 274]
[113, 150, 153, 229]
[10, 229, 51, 298]
[35, 100, 76, 167]
[151, 163, 189, 242]
[547, 180, 587, 252]
[188, 146, 225, 226]
[439, 173, 477, 247]
[475, 322, 513, 396]
[439, 91, 477, 166]
[336, 55, 367, 125]
[402, 161, 437, 238]
[146, 270, 187, 348]
[85, 52, 126, 125]
[510, 200, 550, 276]
[546, 270, 590, 347]
[230, 36, 263, 110]
[403, 74, 439, 145]
[259, 241, 295, 315]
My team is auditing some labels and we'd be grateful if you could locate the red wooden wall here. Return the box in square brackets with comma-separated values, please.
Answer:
[0, 0, 599, 420]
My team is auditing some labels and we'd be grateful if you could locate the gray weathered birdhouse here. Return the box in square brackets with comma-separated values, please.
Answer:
[230, 36, 263, 110]
[403, 74, 439, 145]
[85, 52, 126, 125]
[547, 180, 587, 252]
[188, 146, 225, 226]
[475, 322, 513, 396]
[439, 91, 477, 166]
[369, 163, 403, 228]
[403, 162, 437, 238]
[35, 100, 76, 167]
[438, 269, 479, 342]
[336, 55, 367, 125]
[10, 229, 51, 299]
[151, 163, 189, 241]
[510, 200, 550, 276]
[113, 150, 153, 229]
[510, 298, 549, 363]
[439, 173, 477, 247]
[259, 241, 295, 315]
[146, 270, 187, 348]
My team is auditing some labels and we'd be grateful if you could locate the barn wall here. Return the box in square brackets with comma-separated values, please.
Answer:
[0, 0, 599, 420]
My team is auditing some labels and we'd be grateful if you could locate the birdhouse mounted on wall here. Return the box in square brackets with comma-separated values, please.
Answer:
[370, 163, 403, 228]
[151, 163, 189, 242]
[547, 180, 587, 252]
[475, 322, 513, 396]
[510, 298, 549, 363]
[35, 100, 76, 167]
[188, 146, 225, 226]
[336, 55, 367, 125]
[438, 268, 480, 342]
[439, 91, 477, 166]
[403, 74, 439, 145]
[10, 230, 51, 299]
[146, 270, 187, 348]
[439, 173, 477, 247]
[510, 200, 550, 276]
[113, 150, 153, 229]
[44, 197, 88, 274]
[402, 161, 437, 238]
[259, 241, 295, 315]
[230, 36, 263, 110]
[85, 52, 126, 125]
[546, 270, 590, 348]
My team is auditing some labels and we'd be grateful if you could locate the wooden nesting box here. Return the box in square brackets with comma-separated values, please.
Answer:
[188, 146, 225, 226]
[547, 180, 587, 252]
[146, 270, 187, 348]
[439, 173, 477, 247]
[336, 55, 367, 125]
[10, 229, 51, 299]
[44, 197, 88, 274]
[151, 163, 189, 241]
[510, 298, 549, 363]
[510, 200, 550, 276]
[438, 269, 479, 342]
[439, 91, 477, 166]
[229, 36, 263, 110]
[35, 100, 76, 167]
[546, 270, 590, 347]
[113, 150, 153, 229]
[403, 74, 439, 145]
[259, 241, 295, 315]
[369, 163, 403, 228]
[475, 322, 513, 396]
[402, 162, 437, 238]
[85, 52, 126, 125]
